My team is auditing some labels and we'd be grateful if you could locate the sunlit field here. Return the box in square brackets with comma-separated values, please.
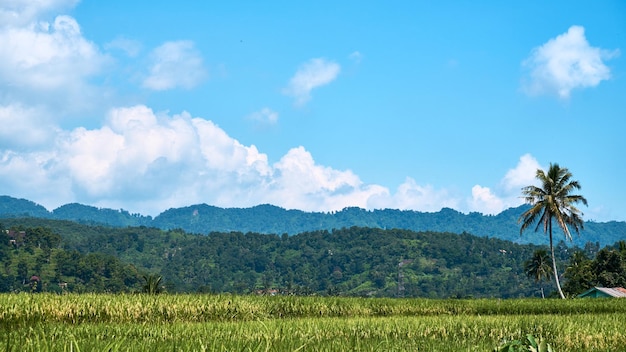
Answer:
[1, 293, 625, 351]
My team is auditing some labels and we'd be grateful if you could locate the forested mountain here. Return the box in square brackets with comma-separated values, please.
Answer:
[2, 218, 623, 298]
[1, 195, 624, 247]
[0, 218, 548, 297]
[0, 196, 50, 218]
[0, 224, 142, 293]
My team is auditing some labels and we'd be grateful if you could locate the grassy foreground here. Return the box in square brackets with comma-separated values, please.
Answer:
[1, 293, 625, 351]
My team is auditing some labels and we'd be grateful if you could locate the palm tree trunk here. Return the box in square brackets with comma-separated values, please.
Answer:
[549, 221, 566, 299]
[540, 286, 545, 299]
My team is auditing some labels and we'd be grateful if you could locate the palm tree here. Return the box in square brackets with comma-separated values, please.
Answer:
[518, 163, 587, 299]
[142, 274, 163, 295]
[525, 249, 553, 298]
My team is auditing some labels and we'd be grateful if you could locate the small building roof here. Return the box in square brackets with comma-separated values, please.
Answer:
[578, 287, 626, 298]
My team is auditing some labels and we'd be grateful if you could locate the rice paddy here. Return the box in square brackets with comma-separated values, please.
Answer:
[1, 293, 625, 351]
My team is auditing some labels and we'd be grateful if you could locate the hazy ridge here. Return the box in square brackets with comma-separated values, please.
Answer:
[1, 195, 624, 247]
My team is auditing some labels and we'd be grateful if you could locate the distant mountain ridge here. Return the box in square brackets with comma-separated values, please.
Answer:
[0, 195, 624, 247]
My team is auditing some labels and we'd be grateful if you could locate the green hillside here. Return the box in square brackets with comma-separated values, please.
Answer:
[1, 195, 624, 246]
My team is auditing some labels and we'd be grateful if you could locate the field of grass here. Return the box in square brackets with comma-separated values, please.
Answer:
[1, 293, 625, 351]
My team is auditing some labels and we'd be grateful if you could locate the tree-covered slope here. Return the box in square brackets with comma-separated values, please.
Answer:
[1, 218, 549, 298]
[1, 195, 624, 246]
[151, 204, 624, 247]
[0, 196, 50, 218]
[52, 203, 152, 227]
[0, 224, 142, 293]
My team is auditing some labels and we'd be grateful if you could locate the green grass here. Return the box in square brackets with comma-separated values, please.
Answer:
[1, 293, 626, 351]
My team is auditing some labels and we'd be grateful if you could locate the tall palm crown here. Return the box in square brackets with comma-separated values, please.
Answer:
[519, 163, 587, 299]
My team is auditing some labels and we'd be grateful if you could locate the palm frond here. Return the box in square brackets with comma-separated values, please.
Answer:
[518, 162, 587, 299]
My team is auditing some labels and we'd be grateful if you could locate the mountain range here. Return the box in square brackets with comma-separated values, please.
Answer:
[1, 195, 624, 247]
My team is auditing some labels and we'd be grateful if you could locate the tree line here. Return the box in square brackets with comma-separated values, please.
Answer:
[1, 219, 624, 298]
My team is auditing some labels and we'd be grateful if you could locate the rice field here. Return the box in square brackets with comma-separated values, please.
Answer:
[1, 293, 625, 351]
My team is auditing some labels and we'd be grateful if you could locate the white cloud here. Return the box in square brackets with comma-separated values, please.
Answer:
[469, 185, 504, 215]
[105, 37, 142, 57]
[247, 107, 279, 125]
[501, 153, 541, 192]
[0, 104, 59, 150]
[283, 58, 340, 106]
[522, 25, 619, 99]
[0, 15, 105, 91]
[368, 178, 460, 212]
[0, 0, 78, 27]
[265, 147, 388, 211]
[0, 3, 109, 116]
[0, 105, 387, 214]
[0, 96, 546, 217]
[469, 154, 541, 215]
[142, 41, 207, 91]
[349, 51, 363, 64]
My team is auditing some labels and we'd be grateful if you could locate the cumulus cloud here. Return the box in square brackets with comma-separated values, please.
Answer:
[0, 105, 546, 216]
[501, 153, 541, 192]
[0, 15, 105, 87]
[0, 105, 391, 214]
[0, 104, 59, 150]
[0, 15, 104, 91]
[368, 178, 460, 212]
[142, 41, 207, 90]
[522, 25, 619, 99]
[265, 147, 388, 211]
[469, 154, 542, 215]
[0, 2, 109, 115]
[469, 185, 504, 215]
[283, 58, 340, 106]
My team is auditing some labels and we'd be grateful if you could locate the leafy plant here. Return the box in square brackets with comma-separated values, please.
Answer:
[496, 334, 553, 352]
[142, 274, 163, 294]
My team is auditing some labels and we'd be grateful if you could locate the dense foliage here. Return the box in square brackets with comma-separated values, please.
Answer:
[0, 219, 553, 297]
[1, 217, 624, 297]
[0, 224, 143, 293]
[2, 195, 624, 247]
[562, 241, 626, 296]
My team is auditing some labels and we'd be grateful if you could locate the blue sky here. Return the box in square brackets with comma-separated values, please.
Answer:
[0, 1, 624, 221]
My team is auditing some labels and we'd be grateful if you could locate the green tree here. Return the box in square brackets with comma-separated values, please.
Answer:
[525, 249, 553, 298]
[562, 250, 593, 296]
[518, 163, 587, 299]
[592, 248, 626, 288]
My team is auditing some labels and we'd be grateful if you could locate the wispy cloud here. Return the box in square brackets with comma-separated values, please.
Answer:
[142, 41, 207, 91]
[105, 37, 142, 57]
[522, 25, 619, 99]
[349, 51, 363, 64]
[0, 0, 78, 27]
[247, 108, 279, 126]
[283, 58, 340, 106]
